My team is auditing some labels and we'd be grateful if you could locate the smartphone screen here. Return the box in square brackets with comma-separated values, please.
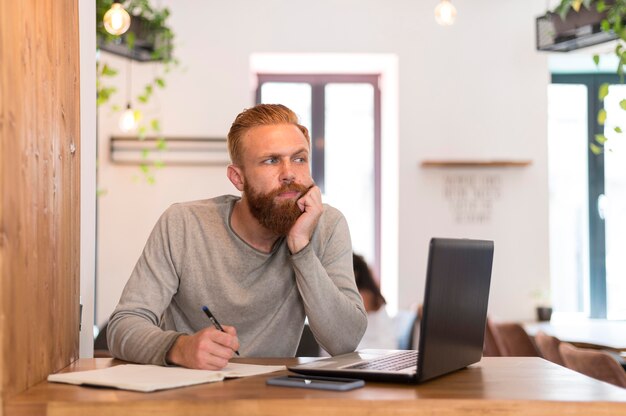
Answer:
[266, 375, 365, 391]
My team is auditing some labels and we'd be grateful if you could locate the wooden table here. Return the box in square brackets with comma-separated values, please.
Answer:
[524, 319, 626, 352]
[6, 357, 626, 416]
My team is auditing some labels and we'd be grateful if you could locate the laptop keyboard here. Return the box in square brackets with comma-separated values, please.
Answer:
[344, 351, 418, 371]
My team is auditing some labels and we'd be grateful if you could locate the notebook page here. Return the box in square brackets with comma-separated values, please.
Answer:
[48, 363, 284, 392]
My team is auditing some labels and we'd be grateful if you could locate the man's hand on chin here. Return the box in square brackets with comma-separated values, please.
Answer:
[287, 185, 323, 254]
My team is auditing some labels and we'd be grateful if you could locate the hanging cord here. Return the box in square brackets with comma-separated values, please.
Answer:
[126, 57, 132, 106]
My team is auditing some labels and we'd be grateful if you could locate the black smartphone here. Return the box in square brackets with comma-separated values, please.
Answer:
[266, 375, 365, 391]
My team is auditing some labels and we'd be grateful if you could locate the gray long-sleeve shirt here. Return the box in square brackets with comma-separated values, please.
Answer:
[107, 195, 367, 365]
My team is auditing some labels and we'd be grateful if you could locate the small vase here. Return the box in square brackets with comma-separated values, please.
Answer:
[536, 306, 553, 322]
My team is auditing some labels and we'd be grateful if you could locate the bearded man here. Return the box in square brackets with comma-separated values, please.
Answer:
[107, 104, 367, 370]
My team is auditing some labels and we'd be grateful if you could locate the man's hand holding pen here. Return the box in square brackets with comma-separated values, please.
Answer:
[166, 325, 240, 370]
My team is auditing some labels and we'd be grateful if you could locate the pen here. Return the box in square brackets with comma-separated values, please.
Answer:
[202, 305, 240, 356]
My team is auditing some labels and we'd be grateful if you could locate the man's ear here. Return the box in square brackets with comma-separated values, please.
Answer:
[227, 164, 245, 192]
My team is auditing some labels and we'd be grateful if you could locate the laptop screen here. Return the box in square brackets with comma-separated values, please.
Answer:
[417, 238, 494, 382]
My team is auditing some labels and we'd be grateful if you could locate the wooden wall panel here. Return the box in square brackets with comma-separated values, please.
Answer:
[0, 0, 81, 413]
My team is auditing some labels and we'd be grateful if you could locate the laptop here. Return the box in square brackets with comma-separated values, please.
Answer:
[289, 237, 494, 383]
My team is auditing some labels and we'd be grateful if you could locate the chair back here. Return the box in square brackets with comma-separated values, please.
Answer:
[559, 343, 626, 388]
[534, 331, 565, 366]
[491, 322, 540, 356]
[295, 324, 321, 357]
[482, 318, 501, 356]
[394, 310, 419, 350]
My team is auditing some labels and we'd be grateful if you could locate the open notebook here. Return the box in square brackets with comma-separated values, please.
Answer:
[48, 362, 285, 392]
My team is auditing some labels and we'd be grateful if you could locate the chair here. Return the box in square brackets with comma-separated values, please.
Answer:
[559, 343, 626, 388]
[482, 318, 501, 357]
[534, 331, 565, 366]
[295, 324, 321, 357]
[93, 321, 113, 358]
[394, 310, 419, 350]
[491, 322, 540, 356]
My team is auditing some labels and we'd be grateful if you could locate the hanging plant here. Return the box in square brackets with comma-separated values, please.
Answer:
[551, 0, 626, 154]
[96, 0, 178, 184]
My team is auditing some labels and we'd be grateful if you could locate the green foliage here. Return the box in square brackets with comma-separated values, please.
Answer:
[599, 82, 610, 100]
[553, 0, 626, 154]
[96, 0, 175, 63]
[598, 108, 607, 125]
[590, 142, 604, 154]
[594, 54, 601, 65]
[96, 0, 177, 184]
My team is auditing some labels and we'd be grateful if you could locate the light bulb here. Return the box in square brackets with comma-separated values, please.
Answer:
[103, 2, 131, 35]
[434, 0, 457, 26]
[119, 104, 139, 132]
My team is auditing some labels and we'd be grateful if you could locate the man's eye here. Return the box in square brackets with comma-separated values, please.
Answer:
[294, 157, 307, 163]
[263, 158, 278, 164]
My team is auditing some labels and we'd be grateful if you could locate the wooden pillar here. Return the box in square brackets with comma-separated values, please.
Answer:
[0, 0, 81, 414]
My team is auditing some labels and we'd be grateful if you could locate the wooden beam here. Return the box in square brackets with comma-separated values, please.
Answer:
[0, 1, 81, 413]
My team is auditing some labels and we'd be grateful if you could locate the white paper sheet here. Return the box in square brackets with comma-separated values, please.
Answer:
[47, 363, 285, 392]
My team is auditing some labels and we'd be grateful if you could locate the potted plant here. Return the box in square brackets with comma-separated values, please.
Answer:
[530, 288, 553, 322]
[549, 0, 626, 153]
[96, 0, 178, 184]
[96, 0, 175, 63]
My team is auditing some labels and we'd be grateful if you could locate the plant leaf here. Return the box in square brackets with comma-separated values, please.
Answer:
[595, 134, 608, 144]
[101, 64, 118, 77]
[126, 31, 136, 51]
[597, 0, 606, 12]
[615, 126, 622, 133]
[155, 78, 165, 88]
[556, 3, 571, 21]
[572, 0, 582, 12]
[599, 83, 609, 100]
[601, 19, 610, 32]
[598, 108, 607, 125]
[156, 138, 167, 150]
[590, 143, 603, 154]
[620, 99, 626, 110]
[151, 119, 161, 131]
[593, 54, 601, 66]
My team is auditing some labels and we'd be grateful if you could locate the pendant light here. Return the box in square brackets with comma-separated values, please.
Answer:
[434, 0, 457, 26]
[119, 59, 139, 132]
[103, 0, 131, 36]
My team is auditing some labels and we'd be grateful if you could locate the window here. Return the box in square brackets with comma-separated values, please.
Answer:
[257, 74, 382, 277]
[549, 74, 626, 319]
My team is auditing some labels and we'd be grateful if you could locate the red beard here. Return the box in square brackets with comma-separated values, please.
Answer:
[244, 182, 310, 236]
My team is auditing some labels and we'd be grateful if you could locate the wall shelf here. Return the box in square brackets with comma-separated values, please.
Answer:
[420, 160, 532, 168]
[110, 136, 229, 166]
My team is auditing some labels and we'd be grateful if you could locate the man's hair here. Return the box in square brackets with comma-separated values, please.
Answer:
[227, 104, 310, 165]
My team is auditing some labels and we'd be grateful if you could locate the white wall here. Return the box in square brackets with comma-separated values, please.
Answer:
[79, 0, 96, 357]
[97, 0, 550, 326]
